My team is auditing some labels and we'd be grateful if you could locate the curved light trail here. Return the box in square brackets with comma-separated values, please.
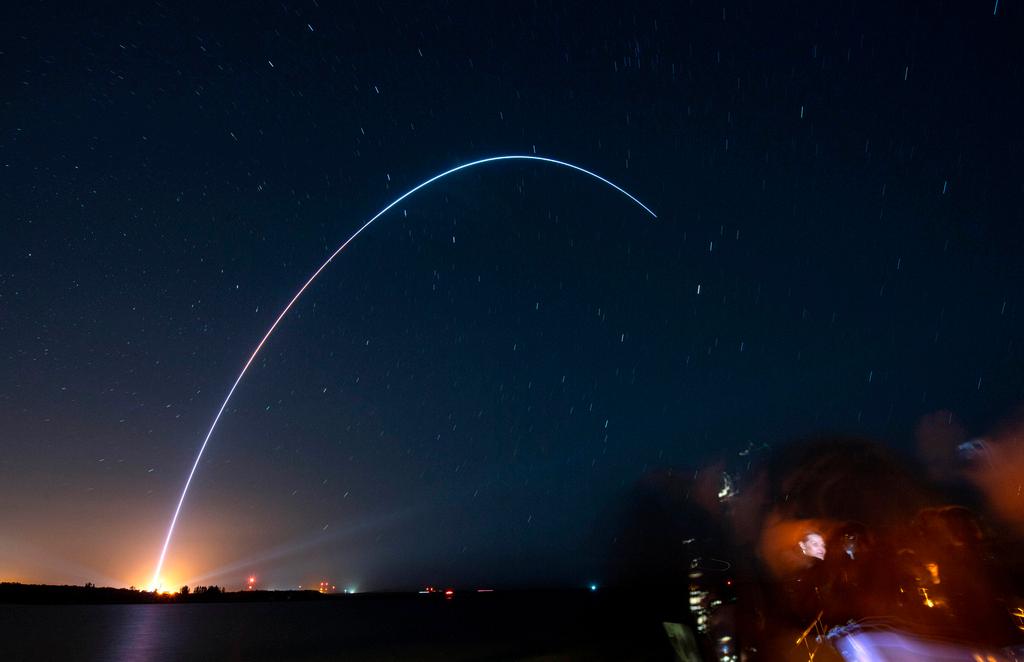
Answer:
[149, 154, 657, 590]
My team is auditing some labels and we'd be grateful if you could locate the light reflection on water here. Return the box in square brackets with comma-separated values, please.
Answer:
[0, 594, 657, 661]
[1, 604, 191, 662]
[113, 604, 175, 662]
[0, 601, 413, 661]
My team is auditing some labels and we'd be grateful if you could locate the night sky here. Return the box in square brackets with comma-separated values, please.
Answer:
[2, 1, 1022, 593]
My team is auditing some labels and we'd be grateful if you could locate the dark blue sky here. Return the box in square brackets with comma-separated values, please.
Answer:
[1, 0, 1022, 591]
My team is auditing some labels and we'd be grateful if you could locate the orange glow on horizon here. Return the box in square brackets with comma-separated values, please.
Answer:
[138, 563, 187, 593]
[145, 576, 182, 593]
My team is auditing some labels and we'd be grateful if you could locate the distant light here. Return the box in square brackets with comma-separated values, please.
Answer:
[444, 588, 454, 597]
[476, 589, 494, 593]
[589, 584, 598, 592]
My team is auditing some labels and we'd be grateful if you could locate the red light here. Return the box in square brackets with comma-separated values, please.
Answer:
[444, 589, 454, 597]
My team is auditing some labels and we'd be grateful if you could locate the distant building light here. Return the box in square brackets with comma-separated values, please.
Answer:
[589, 584, 599, 592]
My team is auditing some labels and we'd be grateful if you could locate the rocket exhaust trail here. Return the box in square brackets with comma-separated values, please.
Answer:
[149, 155, 656, 590]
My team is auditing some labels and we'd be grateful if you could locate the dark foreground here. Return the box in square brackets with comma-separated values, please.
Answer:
[0, 590, 680, 661]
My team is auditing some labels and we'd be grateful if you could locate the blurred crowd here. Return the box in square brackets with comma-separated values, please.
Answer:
[611, 409, 1024, 661]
